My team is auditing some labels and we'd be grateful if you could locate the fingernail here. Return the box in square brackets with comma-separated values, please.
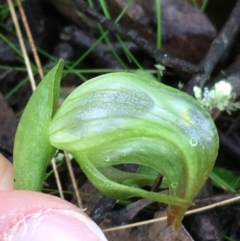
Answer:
[3, 209, 107, 241]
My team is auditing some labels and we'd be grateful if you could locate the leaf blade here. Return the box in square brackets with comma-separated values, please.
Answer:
[14, 60, 63, 191]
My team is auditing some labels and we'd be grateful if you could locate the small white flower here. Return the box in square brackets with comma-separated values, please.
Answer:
[193, 80, 240, 114]
[214, 81, 232, 96]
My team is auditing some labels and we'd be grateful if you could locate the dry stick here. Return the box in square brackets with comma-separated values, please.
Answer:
[7, 0, 36, 90]
[16, 0, 44, 79]
[50, 157, 64, 199]
[103, 195, 240, 232]
[72, 0, 202, 75]
[186, 0, 240, 94]
[64, 151, 83, 208]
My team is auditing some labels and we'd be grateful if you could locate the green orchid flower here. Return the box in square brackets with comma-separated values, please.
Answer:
[14, 60, 219, 229]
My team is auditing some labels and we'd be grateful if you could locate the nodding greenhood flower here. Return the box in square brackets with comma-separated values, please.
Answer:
[14, 60, 219, 229]
[193, 80, 240, 114]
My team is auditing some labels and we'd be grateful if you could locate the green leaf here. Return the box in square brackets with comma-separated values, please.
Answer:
[210, 167, 240, 192]
[49, 72, 219, 228]
[13, 60, 64, 191]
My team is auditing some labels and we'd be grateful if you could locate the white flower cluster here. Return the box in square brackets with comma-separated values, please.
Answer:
[193, 80, 240, 114]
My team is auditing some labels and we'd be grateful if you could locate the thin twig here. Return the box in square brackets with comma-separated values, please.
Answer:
[7, 0, 36, 90]
[51, 157, 65, 199]
[64, 151, 83, 208]
[186, 0, 240, 94]
[72, 0, 202, 75]
[103, 195, 240, 232]
[16, 0, 44, 79]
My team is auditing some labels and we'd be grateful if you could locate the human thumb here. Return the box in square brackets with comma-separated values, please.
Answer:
[0, 154, 108, 241]
[0, 191, 108, 241]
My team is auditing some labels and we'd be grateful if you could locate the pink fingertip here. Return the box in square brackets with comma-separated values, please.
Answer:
[3, 209, 107, 241]
[0, 191, 108, 241]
